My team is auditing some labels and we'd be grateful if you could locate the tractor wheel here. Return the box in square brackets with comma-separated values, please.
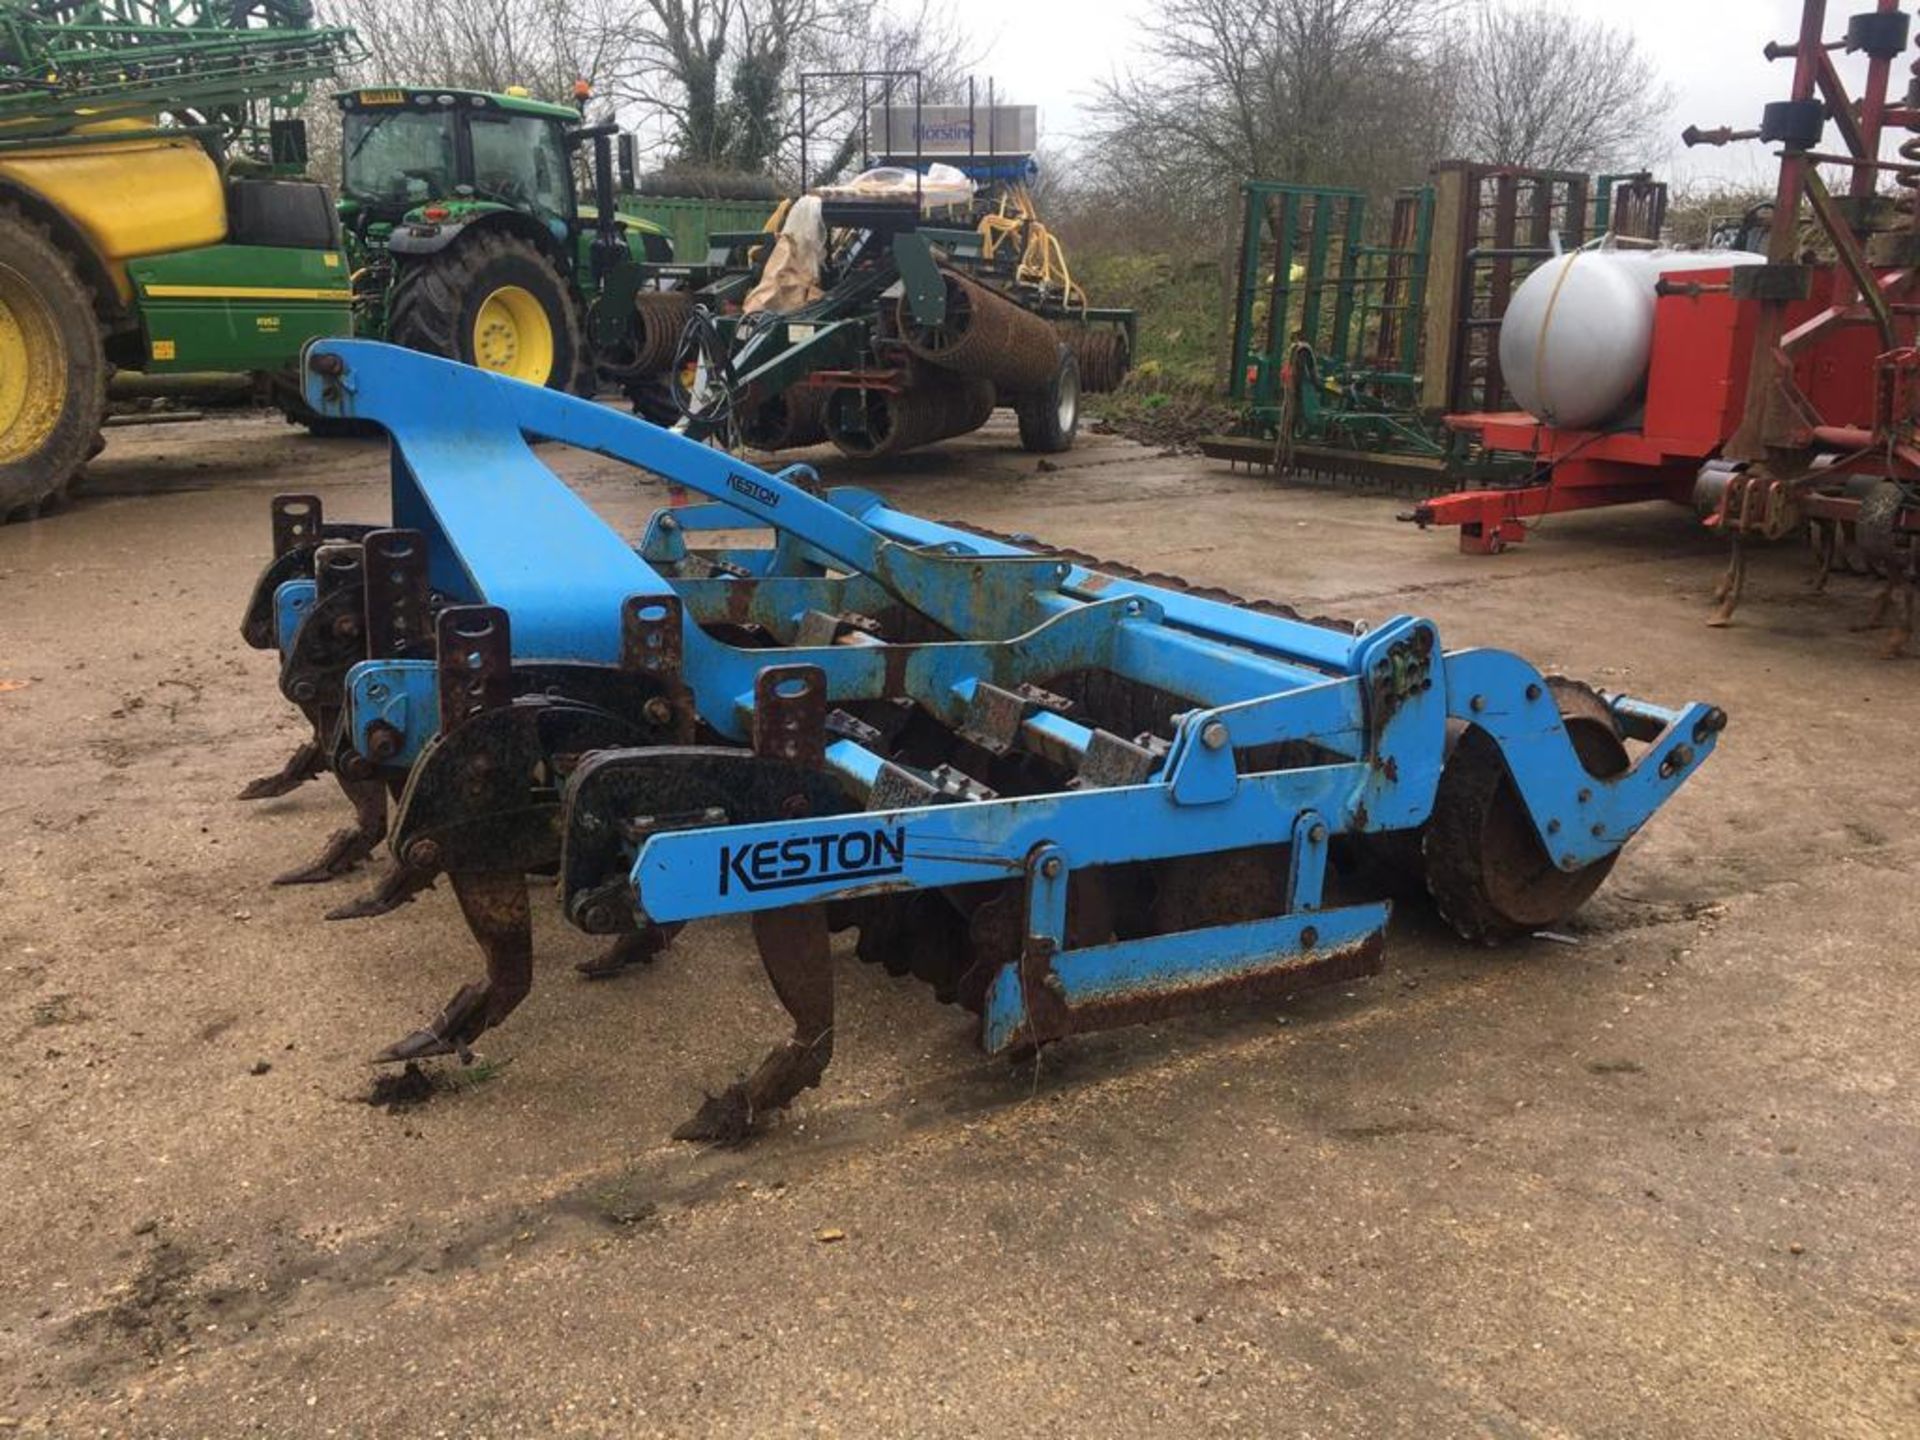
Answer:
[1015, 343, 1080, 454]
[0, 205, 106, 520]
[387, 231, 581, 391]
[1422, 677, 1630, 943]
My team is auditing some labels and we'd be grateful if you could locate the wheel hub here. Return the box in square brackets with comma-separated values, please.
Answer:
[1055, 360, 1079, 432]
[0, 261, 68, 464]
[471, 284, 554, 386]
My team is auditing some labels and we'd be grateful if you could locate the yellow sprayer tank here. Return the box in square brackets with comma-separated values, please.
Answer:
[0, 123, 227, 301]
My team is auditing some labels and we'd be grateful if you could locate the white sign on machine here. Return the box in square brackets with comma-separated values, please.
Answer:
[864, 105, 1037, 160]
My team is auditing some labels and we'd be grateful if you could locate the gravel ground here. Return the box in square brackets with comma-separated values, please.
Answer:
[0, 410, 1914, 1438]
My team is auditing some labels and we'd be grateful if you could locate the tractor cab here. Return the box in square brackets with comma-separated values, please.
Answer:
[336, 86, 578, 237]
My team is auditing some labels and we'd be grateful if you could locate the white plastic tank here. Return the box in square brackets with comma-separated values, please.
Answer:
[1498, 246, 1765, 429]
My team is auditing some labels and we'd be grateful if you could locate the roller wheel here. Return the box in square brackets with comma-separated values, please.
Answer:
[1856, 480, 1908, 572]
[0, 205, 105, 520]
[387, 231, 581, 391]
[1422, 677, 1630, 943]
[1016, 343, 1079, 454]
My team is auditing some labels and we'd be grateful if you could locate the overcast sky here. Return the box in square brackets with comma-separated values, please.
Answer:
[965, 0, 1890, 192]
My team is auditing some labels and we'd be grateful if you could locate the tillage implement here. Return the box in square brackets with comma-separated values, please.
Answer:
[238, 339, 1726, 1140]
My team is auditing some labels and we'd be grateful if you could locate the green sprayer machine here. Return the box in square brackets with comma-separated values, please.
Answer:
[0, 0, 356, 515]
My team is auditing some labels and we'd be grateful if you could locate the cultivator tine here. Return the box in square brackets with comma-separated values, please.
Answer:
[262, 540, 396, 884]
[236, 736, 326, 800]
[374, 870, 532, 1064]
[670, 663, 842, 1141]
[273, 766, 387, 885]
[324, 859, 438, 921]
[573, 924, 674, 979]
[674, 905, 834, 1143]
[368, 594, 698, 1051]
[1707, 536, 1748, 628]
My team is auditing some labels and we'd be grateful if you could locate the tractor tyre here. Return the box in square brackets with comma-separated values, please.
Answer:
[387, 231, 582, 392]
[0, 205, 106, 521]
[1015, 343, 1080, 454]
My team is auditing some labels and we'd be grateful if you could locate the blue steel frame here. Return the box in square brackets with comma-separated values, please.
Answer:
[299, 340, 1725, 1052]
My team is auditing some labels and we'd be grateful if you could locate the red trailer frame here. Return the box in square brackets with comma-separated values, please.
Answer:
[1416, 0, 1920, 652]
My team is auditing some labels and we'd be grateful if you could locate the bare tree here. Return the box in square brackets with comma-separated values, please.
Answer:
[1446, 3, 1673, 173]
[1079, 0, 1459, 229]
[616, 0, 971, 179]
[324, 0, 633, 98]
[319, 0, 969, 181]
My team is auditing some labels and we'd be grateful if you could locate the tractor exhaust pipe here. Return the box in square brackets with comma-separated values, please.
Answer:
[573, 121, 623, 283]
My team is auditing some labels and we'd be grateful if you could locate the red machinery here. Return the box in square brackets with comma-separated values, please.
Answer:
[1413, 0, 1920, 654]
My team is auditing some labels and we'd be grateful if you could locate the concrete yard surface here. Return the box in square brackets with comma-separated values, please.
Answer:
[0, 413, 1915, 1437]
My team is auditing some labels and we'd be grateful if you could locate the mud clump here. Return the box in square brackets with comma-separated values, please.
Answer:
[364, 1062, 437, 1112]
[1087, 390, 1242, 454]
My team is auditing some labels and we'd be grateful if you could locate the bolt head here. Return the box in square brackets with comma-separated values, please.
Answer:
[1308, 823, 1327, 844]
[1469, 694, 1486, 713]
[643, 697, 673, 727]
[290, 679, 316, 702]
[1201, 721, 1230, 750]
[1040, 856, 1063, 879]
[404, 838, 441, 869]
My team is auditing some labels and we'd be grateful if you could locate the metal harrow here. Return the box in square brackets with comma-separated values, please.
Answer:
[239, 340, 1728, 1141]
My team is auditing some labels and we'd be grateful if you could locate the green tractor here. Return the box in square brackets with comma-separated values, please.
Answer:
[330, 86, 677, 410]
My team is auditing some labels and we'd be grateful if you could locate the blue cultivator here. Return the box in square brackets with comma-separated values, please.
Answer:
[240, 340, 1726, 1140]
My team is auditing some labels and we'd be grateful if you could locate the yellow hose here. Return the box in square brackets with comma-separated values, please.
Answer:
[975, 184, 1086, 310]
